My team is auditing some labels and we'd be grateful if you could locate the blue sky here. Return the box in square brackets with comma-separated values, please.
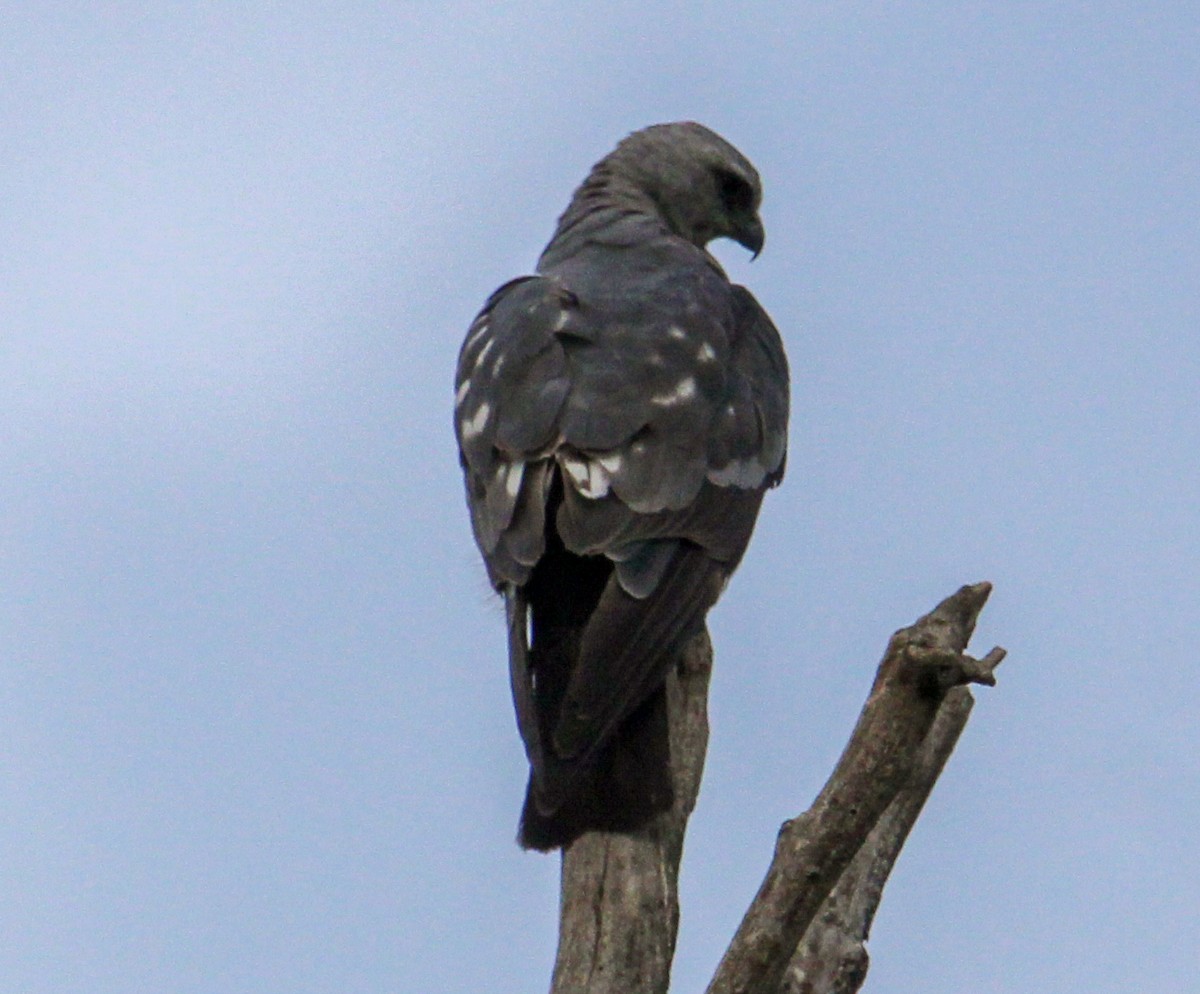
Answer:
[2, 4, 1197, 992]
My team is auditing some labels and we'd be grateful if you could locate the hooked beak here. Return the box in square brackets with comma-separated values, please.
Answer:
[734, 214, 765, 259]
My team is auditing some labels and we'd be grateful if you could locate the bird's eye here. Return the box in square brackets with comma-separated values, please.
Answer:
[715, 169, 755, 214]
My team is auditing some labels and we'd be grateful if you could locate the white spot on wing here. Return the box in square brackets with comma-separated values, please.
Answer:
[596, 451, 623, 474]
[454, 378, 471, 407]
[553, 309, 569, 331]
[587, 460, 609, 496]
[503, 460, 524, 498]
[697, 342, 717, 362]
[652, 376, 698, 407]
[561, 453, 588, 489]
[559, 452, 610, 499]
[463, 317, 490, 351]
[473, 339, 494, 370]
[708, 459, 766, 488]
[461, 402, 491, 440]
[668, 326, 688, 340]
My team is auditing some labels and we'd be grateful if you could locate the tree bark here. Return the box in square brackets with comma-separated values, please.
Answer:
[707, 582, 1003, 994]
[547, 582, 1005, 994]
[550, 630, 713, 994]
[781, 688, 975, 994]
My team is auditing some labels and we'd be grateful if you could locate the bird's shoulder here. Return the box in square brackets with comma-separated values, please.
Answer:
[706, 284, 790, 489]
[455, 256, 789, 486]
[454, 274, 576, 462]
[453, 254, 789, 586]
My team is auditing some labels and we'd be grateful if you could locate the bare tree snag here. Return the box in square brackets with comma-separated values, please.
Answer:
[547, 583, 1005, 994]
[551, 631, 713, 994]
[782, 688, 975, 994]
[707, 582, 1004, 994]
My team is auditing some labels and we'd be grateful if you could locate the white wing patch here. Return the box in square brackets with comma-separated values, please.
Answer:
[595, 451, 624, 474]
[559, 451, 611, 499]
[651, 376, 697, 407]
[461, 402, 491, 441]
[708, 458, 766, 488]
[463, 316, 490, 352]
[472, 338, 494, 370]
[502, 459, 524, 498]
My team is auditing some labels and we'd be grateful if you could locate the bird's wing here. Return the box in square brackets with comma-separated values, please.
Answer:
[706, 286, 790, 490]
[455, 268, 788, 789]
[548, 282, 790, 765]
[552, 282, 788, 557]
[455, 276, 573, 587]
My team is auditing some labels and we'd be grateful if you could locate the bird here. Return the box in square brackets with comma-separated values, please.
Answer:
[454, 122, 788, 850]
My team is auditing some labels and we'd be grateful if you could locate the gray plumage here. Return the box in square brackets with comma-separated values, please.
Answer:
[454, 122, 789, 849]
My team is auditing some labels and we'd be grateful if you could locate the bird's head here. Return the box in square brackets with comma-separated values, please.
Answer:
[606, 121, 765, 257]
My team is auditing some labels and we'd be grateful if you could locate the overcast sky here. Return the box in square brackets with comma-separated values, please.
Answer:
[2, 4, 1197, 992]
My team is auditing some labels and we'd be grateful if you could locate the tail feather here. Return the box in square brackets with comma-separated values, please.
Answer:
[510, 471, 680, 850]
[518, 684, 673, 851]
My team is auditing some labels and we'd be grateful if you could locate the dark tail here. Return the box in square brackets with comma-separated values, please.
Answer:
[518, 682, 674, 850]
[512, 473, 677, 850]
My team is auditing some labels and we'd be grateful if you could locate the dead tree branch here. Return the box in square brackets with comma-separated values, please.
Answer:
[707, 582, 1004, 994]
[551, 631, 713, 994]
[782, 688, 976, 994]
[547, 582, 1005, 994]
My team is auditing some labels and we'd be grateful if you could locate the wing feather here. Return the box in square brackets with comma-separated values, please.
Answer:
[551, 543, 724, 761]
[456, 252, 790, 828]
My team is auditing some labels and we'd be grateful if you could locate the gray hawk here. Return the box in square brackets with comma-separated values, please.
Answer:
[454, 122, 789, 850]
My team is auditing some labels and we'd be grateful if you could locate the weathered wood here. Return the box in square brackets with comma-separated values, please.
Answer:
[544, 583, 1005, 994]
[783, 688, 975, 994]
[706, 583, 1004, 994]
[550, 630, 713, 994]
